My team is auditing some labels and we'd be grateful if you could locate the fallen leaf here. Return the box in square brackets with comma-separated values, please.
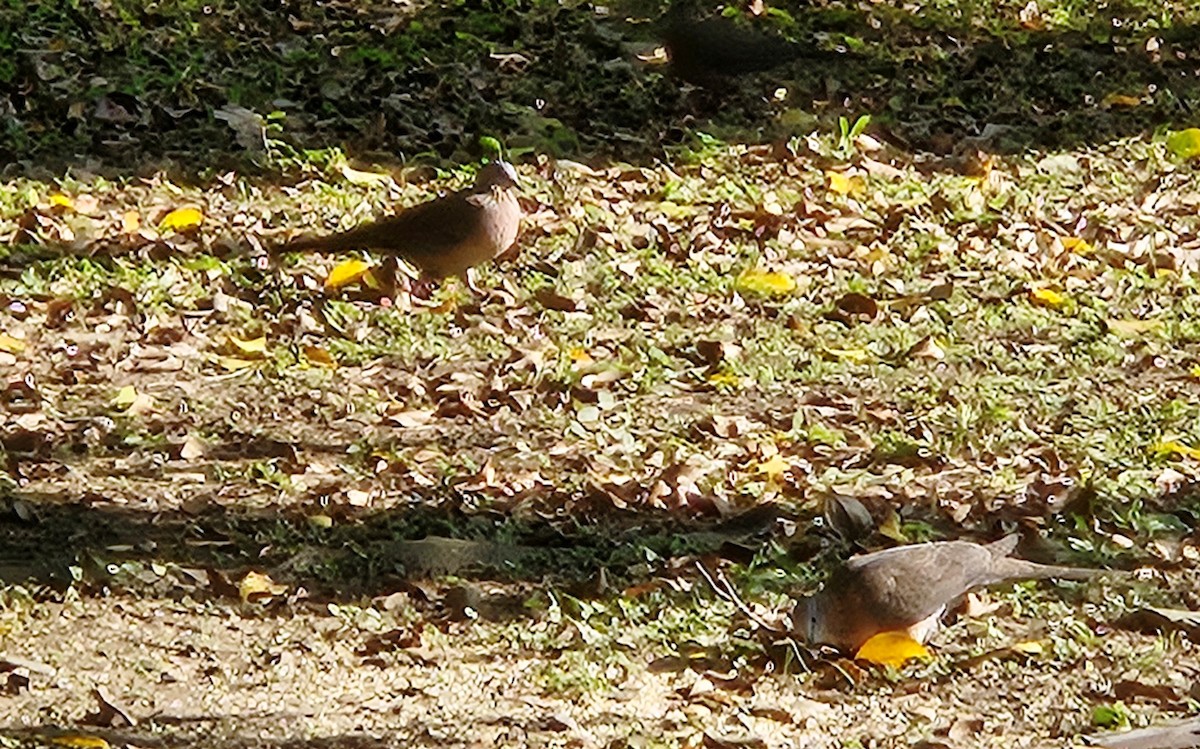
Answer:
[50, 736, 110, 749]
[180, 434, 206, 461]
[239, 571, 287, 603]
[1107, 318, 1161, 337]
[324, 259, 373, 290]
[49, 193, 74, 210]
[120, 211, 140, 234]
[1152, 441, 1200, 461]
[824, 347, 871, 364]
[0, 333, 26, 354]
[1102, 93, 1142, 109]
[1029, 285, 1067, 309]
[1116, 606, 1200, 636]
[826, 170, 864, 196]
[303, 345, 337, 368]
[1061, 236, 1094, 254]
[877, 509, 908, 542]
[854, 631, 932, 668]
[908, 335, 945, 360]
[757, 454, 791, 482]
[159, 206, 204, 232]
[228, 335, 267, 357]
[735, 269, 796, 297]
[1166, 129, 1200, 160]
[340, 163, 393, 186]
[217, 356, 262, 371]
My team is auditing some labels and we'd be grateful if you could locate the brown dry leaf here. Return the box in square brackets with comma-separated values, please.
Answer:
[1116, 606, 1200, 636]
[384, 407, 436, 428]
[908, 336, 946, 360]
[179, 434, 206, 461]
[303, 345, 337, 368]
[832, 292, 878, 322]
[238, 571, 287, 603]
[83, 687, 136, 728]
[535, 286, 582, 312]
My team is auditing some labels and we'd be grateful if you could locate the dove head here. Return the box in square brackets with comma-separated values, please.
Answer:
[793, 595, 826, 644]
[475, 160, 521, 190]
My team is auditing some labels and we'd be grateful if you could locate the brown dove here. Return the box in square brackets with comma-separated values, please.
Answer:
[280, 161, 521, 280]
[794, 535, 1100, 652]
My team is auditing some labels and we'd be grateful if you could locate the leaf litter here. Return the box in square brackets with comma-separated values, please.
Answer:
[4, 1, 1200, 747]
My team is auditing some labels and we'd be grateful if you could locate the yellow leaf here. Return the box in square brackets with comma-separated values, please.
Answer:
[1107, 318, 1161, 337]
[51, 735, 111, 749]
[1152, 440, 1200, 461]
[1009, 640, 1044, 655]
[308, 514, 334, 529]
[1102, 93, 1142, 109]
[238, 571, 287, 603]
[824, 347, 871, 364]
[228, 335, 267, 357]
[0, 332, 26, 354]
[303, 345, 337, 368]
[735, 269, 796, 297]
[707, 371, 742, 388]
[324, 258, 373, 290]
[855, 631, 932, 668]
[112, 385, 154, 415]
[217, 356, 261, 371]
[1029, 286, 1066, 309]
[159, 206, 204, 232]
[340, 163, 393, 186]
[1167, 128, 1200, 161]
[568, 346, 594, 366]
[112, 385, 139, 408]
[121, 210, 140, 234]
[877, 509, 908, 543]
[757, 454, 791, 482]
[1190, 365, 1200, 380]
[826, 170, 863, 196]
[49, 193, 75, 210]
[1060, 236, 1093, 254]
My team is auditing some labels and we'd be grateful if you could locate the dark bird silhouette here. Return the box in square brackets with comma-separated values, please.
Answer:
[279, 161, 522, 280]
[659, 2, 811, 83]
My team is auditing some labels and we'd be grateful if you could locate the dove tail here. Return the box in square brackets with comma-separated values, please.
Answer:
[278, 225, 376, 254]
[993, 557, 1101, 582]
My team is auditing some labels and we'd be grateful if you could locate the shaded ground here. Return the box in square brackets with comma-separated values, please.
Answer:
[4, 0, 1200, 747]
[3, 0, 1200, 172]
